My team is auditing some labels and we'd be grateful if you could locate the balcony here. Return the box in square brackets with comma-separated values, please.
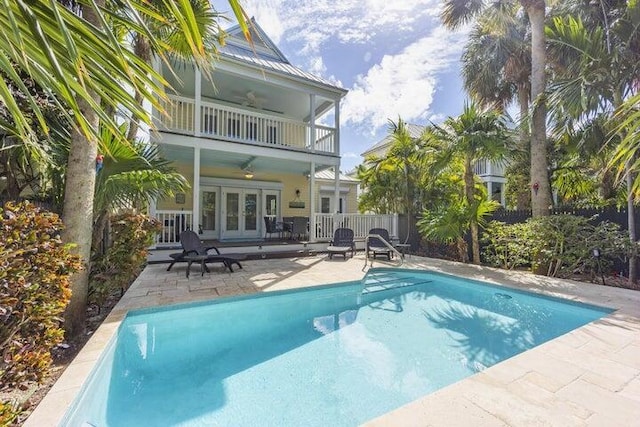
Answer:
[473, 159, 505, 177]
[158, 95, 337, 155]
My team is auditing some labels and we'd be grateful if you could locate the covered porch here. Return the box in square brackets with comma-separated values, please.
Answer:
[152, 139, 352, 244]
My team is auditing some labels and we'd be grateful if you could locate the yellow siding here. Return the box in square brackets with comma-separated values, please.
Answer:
[156, 163, 359, 214]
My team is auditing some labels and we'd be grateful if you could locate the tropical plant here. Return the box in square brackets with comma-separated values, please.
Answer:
[425, 102, 512, 263]
[90, 212, 161, 307]
[0, 0, 249, 337]
[418, 178, 500, 263]
[482, 220, 534, 269]
[90, 124, 188, 253]
[0, 202, 81, 389]
[442, 0, 552, 217]
[483, 215, 635, 280]
[546, 1, 640, 283]
[461, 4, 532, 208]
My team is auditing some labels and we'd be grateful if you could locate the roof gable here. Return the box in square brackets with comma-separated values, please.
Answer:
[361, 123, 425, 157]
[219, 18, 346, 93]
[224, 18, 288, 63]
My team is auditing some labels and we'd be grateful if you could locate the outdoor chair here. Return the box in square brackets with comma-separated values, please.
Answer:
[264, 216, 285, 240]
[367, 228, 393, 260]
[167, 230, 245, 278]
[327, 228, 355, 259]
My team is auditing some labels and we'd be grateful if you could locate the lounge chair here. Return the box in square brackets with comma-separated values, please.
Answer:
[327, 228, 355, 259]
[167, 230, 245, 278]
[367, 228, 393, 260]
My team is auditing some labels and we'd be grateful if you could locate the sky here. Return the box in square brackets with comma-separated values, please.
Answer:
[213, 0, 470, 172]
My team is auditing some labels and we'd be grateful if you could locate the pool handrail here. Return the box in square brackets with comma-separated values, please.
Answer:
[363, 233, 404, 270]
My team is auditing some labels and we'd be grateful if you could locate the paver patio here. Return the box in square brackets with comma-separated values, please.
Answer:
[26, 254, 640, 426]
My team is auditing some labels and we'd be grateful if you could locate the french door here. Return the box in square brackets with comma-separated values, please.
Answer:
[221, 188, 260, 239]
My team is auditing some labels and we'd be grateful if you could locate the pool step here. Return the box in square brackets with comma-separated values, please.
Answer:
[361, 279, 432, 294]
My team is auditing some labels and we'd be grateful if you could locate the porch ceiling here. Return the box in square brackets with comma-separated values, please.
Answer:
[167, 67, 335, 121]
[161, 145, 332, 177]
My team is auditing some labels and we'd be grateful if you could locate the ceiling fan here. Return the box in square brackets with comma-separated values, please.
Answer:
[233, 91, 267, 109]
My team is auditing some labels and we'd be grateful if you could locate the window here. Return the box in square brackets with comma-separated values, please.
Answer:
[321, 197, 331, 214]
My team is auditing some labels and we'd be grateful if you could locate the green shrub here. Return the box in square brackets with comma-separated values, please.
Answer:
[89, 212, 161, 306]
[482, 215, 633, 278]
[0, 400, 21, 426]
[0, 201, 81, 388]
[481, 221, 534, 269]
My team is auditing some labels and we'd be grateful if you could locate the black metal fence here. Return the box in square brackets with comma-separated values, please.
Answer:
[490, 206, 640, 234]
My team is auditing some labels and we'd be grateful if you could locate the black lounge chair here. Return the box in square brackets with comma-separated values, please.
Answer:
[367, 228, 393, 260]
[167, 230, 245, 278]
[327, 228, 355, 259]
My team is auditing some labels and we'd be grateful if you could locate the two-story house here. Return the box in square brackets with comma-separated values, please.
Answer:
[151, 19, 360, 244]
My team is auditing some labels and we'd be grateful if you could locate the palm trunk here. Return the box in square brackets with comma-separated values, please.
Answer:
[516, 84, 531, 210]
[525, 0, 552, 217]
[126, 35, 151, 141]
[626, 159, 637, 285]
[464, 158, 480, 264]
[62, 1, 103, 338]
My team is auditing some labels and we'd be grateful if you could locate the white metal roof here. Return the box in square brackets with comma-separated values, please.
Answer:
[221, 19, 346, 94]
[361, 123, 425, 157]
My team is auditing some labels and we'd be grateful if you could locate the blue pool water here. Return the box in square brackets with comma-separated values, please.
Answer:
[64, 269, 611, 426]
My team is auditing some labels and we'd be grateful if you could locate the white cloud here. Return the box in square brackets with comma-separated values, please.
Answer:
[243, 0, 441, 55]
[341, 25, 467, 132]
[241, 0, 285, 43]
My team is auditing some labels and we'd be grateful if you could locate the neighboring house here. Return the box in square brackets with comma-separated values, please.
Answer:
[151, 19, 353, 243]
[360, 124, 507, 207]
[314, 168, 359, 214]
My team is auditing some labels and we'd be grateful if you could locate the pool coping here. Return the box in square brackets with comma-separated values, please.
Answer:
[25, 255, 640, 426]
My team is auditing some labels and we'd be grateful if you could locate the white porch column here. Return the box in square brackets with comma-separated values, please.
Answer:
[192, 147, 201, 233]
[334, 99, 341, 155]
[334, 167, 340, 214]
[309, 161, 316, 241]
[334, 99, 341, 214]
[309, 94, 316, 152]
[194, 68, 202, 137]
[501, 183, 506, 207]
[487, 181, 493, 202]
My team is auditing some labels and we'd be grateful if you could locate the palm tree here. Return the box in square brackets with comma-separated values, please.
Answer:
[358, 119, 425, 241]
[462, 7, 532, 208]
[122, 0, 228, 140]
[90, 124, 189, 253]
[426, 102, 511, 263]
[356, 161, 403, 214]
[442, 0, 552, 217]
[0, 0, 249, 337]
[546, 2, 640, 284]
[417, 173, 500, 262]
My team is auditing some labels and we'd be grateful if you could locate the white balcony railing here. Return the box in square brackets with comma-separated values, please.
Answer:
[473, 159, 505, 177]
[159, 95, 336, 154]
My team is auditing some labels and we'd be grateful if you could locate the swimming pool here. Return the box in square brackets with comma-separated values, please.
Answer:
[63, 268, 611, 426]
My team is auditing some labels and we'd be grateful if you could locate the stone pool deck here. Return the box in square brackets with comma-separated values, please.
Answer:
[26, 254, 640, 426]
